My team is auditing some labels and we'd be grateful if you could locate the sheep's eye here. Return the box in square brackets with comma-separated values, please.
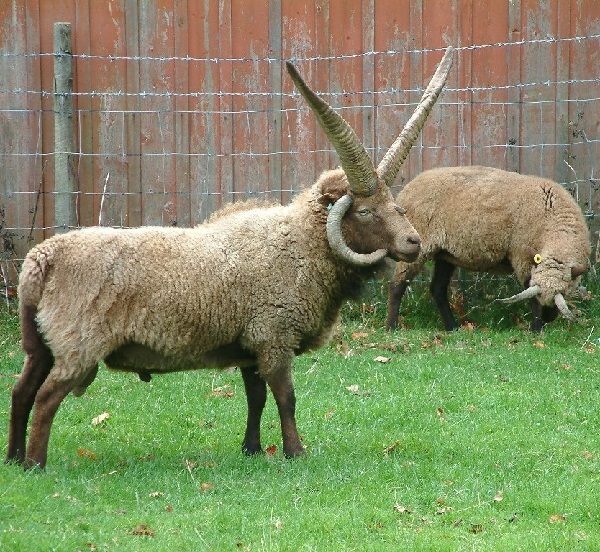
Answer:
[357, 208, 371, 217]
[395, 206, 407, 215]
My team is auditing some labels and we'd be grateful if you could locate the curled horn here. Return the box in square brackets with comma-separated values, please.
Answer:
[554, 293, 575, 320]
[377, 46, 455, 186]
[326, 195, 387, 266]
[497, 285, 541, 304]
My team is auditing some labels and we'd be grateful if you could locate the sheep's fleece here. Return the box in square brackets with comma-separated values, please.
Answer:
[24, 184, 370, 377]
[387, 165, 591, 331]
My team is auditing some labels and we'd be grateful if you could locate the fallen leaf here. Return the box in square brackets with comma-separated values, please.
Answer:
[200, 482, 214, 493]
[534, 341, 545, 348]
[149, 491, 163, 498]
[265, 444, 277, 456]
[207, 386, 234, 398]
[351, 332, 369, 340]
[324, 409, 335, 420]
[435, 506, 453, 515]
[130, 524, 155, 537]
[184, 459, 198, 473]
[274, 518, 283, 529]
[469, 524, 484, 534]
[394, 503, 413, 514]
[91, 411, 110, 426]
[493, 490, 503, 502]
[582, 451, 593, 460]
[383, 440, 402, 455]
[436, 407, 445, 419]
[77, 448, 96, 460]
[165, 505, 173, 512]
[346, 384, 371, 396]
[374, 355, 391, 363]
[549, 514, 567, 524]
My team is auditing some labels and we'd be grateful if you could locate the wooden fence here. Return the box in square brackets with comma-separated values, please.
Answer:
[1, 0, 599, 288]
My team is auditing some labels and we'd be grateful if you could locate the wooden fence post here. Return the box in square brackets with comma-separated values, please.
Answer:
[53, 22, 76, 234]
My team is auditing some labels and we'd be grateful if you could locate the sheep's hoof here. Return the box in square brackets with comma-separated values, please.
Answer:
[242, 443, 263, 456]
[138, 371, 152, 382]
[22, 458, 45, 471]
[284, 446, 306, 459]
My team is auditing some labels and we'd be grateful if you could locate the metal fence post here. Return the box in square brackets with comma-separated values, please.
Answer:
[53, 22, 76, 234]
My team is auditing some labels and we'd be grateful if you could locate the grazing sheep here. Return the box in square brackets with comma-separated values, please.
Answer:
[7, 48, 454, 469]
[386, 165, 590, 332]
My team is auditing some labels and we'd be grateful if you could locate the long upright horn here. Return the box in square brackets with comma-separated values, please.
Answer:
[377, 46, 455, 186]
[286, 61, 378, 197]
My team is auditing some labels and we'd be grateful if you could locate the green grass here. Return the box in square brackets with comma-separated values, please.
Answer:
[0, 276, 599, 551]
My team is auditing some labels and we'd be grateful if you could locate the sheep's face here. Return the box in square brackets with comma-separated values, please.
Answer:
[528, 252, 587, 307]
[317, 170, 421, 263]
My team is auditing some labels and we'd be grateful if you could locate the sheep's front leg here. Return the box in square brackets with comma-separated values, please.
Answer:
[430, 258, 459, 331]
[240, 366, 267, 455]
[387, 261, 424, 331]
[259, 350, 305, 458]
[23, 370, 75, 470]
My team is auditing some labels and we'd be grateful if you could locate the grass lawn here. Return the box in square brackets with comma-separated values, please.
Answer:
[0, 274, 599, 551]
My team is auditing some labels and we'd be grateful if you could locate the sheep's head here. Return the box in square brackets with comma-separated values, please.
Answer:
[316, 168, 421, 265]
[498, 245, 590, 321]
[286, 47, 454, 267]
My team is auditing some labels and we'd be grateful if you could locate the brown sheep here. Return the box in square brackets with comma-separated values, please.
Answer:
[7, 49, 454, 469]
[386, 165, 590, 332]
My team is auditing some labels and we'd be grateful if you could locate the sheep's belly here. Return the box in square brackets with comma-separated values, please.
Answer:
[437, 251, 513, 273]
[104, 342, 257, 373]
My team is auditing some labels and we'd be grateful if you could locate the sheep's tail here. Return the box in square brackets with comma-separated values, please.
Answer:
[18, 243, 56, 309]
[17, 243, 56, 351]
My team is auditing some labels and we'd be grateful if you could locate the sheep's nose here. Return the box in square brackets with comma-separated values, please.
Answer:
[408, 234, 421, 247]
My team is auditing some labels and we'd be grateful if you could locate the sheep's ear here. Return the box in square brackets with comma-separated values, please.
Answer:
[318, 173, 350, 208]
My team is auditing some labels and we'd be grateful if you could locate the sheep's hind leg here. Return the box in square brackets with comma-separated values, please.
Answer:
[23, 365, 78, 470]
[430, 259, 459, 331]
[240, 366, 267, 455]
[7, 347, 53, 465]
[259, 350, 305, 458]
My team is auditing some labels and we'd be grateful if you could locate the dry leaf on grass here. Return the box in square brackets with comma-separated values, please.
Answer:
[129, 524, 155, 537]
[200, 482, 214, 493]
[346, 384, 371, 396]
[129, 523, 154, 537]
[207, 386, 234, 398]
[383, 440, 402, 455]
[91, 411, 110, 426]
[394, 503, 413, 514]
[77, 448, 96, 460]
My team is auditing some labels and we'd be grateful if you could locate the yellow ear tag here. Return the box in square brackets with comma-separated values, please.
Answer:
[533, 254, 542, 264]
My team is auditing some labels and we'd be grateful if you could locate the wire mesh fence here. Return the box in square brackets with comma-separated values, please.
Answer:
[0, 3, 599, 296]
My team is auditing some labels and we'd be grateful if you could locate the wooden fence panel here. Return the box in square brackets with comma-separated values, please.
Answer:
[0, 0, 599, 288]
